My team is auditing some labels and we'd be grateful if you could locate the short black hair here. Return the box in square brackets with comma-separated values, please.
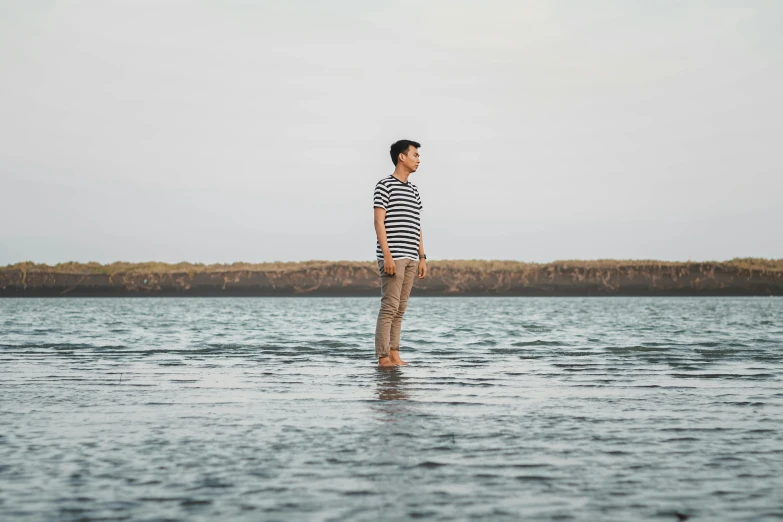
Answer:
[390, 139, 421, 166]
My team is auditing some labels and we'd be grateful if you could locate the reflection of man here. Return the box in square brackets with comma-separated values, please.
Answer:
[373, 139, 427, 368]
[376, 369, 411, 401]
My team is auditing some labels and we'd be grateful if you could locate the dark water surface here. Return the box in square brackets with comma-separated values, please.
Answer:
[1, 297, 782, 521]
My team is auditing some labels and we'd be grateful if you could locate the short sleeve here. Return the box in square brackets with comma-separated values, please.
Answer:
[373, 183, 389, 210]
[415, 188, 423, 211]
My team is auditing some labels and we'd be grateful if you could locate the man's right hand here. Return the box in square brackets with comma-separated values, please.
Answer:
[383, 254, 396, 276]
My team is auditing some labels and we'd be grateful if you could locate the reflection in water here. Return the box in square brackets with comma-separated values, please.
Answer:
[375, 367, 411, 401]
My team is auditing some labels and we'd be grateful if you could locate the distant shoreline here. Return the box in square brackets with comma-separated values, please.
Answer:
[1, 259, 781, 297]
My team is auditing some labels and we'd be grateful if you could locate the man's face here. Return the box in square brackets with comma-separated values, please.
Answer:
[400, 146, 420, 172]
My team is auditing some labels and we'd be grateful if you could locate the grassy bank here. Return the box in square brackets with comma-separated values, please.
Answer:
[3, 258, 782, 276]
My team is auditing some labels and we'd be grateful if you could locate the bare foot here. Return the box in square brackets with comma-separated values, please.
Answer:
[378, 356, 396, 368]
[389, 352, 408, 366]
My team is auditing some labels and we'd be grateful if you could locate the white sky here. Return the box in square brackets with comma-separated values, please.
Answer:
[1, 0, 781, 265]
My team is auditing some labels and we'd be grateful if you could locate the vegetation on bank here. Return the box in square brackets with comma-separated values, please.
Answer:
[3, 258, 782, 276]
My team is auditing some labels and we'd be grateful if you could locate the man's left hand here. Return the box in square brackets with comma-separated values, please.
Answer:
[418, 259, 427, 279]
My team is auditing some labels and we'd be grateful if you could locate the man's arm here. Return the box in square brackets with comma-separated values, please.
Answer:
[374, 207, 396, 275]
[418, 229, 427, 279]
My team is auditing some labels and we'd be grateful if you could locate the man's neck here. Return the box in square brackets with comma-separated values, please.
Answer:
[392, 167, 411, 184]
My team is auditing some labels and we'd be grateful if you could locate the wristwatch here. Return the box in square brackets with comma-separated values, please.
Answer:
[419, 254, 427, 260]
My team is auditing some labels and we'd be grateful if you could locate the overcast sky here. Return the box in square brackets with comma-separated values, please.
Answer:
[1, 1, 781, 265]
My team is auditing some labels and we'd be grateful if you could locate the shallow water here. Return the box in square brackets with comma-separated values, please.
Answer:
[1, 297, 782, 521]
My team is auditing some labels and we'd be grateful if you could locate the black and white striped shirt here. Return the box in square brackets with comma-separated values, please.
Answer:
[373, 175, 423, 260]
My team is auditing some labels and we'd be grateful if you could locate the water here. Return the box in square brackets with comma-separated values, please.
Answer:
[1, 297, 781, 522]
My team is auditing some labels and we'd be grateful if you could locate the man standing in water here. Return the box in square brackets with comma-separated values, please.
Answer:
[373, 139, 427, 367]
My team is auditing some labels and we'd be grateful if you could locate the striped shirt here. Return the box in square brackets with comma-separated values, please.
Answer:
[373, 175, 423, 260]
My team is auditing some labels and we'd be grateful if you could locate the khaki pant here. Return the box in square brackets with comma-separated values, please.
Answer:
[375, 258, 417, 358]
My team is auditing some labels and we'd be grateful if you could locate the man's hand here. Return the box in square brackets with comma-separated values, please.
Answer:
[383, 253, 396, 276]
[418, 259, 427, 279]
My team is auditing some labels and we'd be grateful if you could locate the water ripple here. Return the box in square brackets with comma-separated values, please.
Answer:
[1, 297, 782, 521]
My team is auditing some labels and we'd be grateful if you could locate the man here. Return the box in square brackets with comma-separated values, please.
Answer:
[373, 139, 427, 368]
